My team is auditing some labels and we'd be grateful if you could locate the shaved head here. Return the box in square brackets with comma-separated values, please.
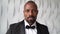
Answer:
[24, 1, 38, 9]
[24, 1, 38, 25]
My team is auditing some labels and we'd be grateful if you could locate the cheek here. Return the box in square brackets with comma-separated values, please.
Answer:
[24, 12, 29, 17]
[33, 13, 38, 17]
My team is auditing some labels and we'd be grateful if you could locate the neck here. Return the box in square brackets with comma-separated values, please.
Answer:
[28, 22, 34, 26]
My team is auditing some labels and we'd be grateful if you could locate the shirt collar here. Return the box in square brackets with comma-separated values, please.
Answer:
[24, 20, 36, 27]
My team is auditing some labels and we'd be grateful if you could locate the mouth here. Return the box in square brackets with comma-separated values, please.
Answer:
[27, 16, 35, 20]
[28, 17, 33, 20]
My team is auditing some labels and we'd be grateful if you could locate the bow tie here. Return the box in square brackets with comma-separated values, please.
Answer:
[26, 25, 35, 29]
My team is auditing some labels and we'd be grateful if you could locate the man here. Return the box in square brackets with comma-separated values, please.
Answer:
[6, 1, 49, 34]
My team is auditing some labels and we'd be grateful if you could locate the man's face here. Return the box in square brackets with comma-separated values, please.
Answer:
[24, 3, 38, 24]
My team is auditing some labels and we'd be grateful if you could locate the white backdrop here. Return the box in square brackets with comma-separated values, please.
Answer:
[0, 0, 60, 34]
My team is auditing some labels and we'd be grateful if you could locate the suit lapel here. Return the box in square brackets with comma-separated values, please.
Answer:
[20, 21, 41, 34]
[19, 21, 25, 34]
[15, 21, 48, 34]
[15, 21, 43, 34]
[15, 20, 25, 34]
[36, 22, 42, 34]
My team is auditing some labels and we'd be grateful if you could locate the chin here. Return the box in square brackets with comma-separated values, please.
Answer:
[28, 19, 35, 23]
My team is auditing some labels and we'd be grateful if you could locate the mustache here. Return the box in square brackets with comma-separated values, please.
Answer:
[27, 16, 35, 19]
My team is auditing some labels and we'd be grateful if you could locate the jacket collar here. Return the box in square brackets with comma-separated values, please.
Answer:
[15, 20, 41, 34]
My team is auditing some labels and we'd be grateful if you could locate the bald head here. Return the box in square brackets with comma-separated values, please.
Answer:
[24, 1, 38, 9]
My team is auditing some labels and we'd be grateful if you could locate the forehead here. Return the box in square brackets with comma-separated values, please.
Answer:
[24, 3, 37, 9]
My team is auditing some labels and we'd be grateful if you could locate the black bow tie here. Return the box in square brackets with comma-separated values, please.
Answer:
[26, 25, 35, 29]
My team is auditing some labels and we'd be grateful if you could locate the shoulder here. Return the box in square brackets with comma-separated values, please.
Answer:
[6, 20, 24, 34]
[9, 20, 24, 29]
[36, 22, 49, 34]
[36, 21, 48, 30]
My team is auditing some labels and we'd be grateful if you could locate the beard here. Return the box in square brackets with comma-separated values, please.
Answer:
[26, 16, 37, 25]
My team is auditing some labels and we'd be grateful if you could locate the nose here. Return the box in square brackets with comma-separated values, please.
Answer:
[29, 10, 33, 16]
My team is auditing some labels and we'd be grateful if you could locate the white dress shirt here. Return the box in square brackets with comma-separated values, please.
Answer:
[24, 20, 37, 34]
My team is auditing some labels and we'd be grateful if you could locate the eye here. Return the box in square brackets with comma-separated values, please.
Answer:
[25, 9, 29, 12]
[32, 10, 37, 13]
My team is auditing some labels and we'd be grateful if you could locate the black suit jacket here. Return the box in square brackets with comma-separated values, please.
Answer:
[6, 20, 49, 34]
